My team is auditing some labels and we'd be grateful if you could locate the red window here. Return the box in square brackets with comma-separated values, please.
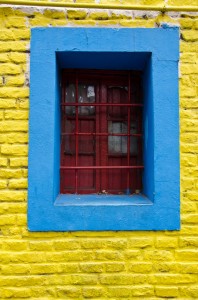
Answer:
[61, 70, 143, 195]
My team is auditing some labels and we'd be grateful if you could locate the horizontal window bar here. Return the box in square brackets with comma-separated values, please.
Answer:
[61, 103, 143, 107]
[62, 132, 142, 137]
[61, 166, 144, 170]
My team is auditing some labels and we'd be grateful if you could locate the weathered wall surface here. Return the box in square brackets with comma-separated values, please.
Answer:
[0, 1, 197, 298]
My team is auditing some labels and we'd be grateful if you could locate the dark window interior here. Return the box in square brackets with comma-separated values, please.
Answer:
[61, 70, 143, 195]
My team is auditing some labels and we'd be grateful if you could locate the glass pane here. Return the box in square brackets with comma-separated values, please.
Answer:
[78, 84, 95, 116]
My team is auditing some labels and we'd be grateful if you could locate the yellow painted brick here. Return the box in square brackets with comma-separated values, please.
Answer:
[175, 250, 198, 261]
[0, 287, 32, 298]
[100, 274, 147, 285]
[0, 121, 28, 132]
[182, 30, 198, 42]
[105, 262, 125, 272]
[29, 241, 54, 251]
[18, 98, 29, 109]
[10, 157, 28, 167]
[2, 240, 28, 251]
[180, 41, 197, 53]
[155, 237, 178, 248]
[0, 98, 17, 108]
[144, 250, 174, 261]
[0, 87, 29, 98]
[53, 240, 79, 250]
[178, 262, 198, 274]
[0, 158, 7, 167]
[0, 110, 3, 119]
[153, 262, 177, 273]
[0, 168, 23, 179]
[181, 201, 197, 213]
[82, 287, 104, 298]
[50, 19, 68, 26]
[181, 53, 197, 63]
[180, 85, 197, 97]
[181, 98, 198, 109]
[0, 214, 16, 225]
[5, 75, 26, 86]
[57, 287, 81, 298]
[0, 203, 26, 214]
[155, 286, 179, 297]
[179, 286, 198, 298]
[156, 14, 178, 26]
[0, 190, 26, 201]
[128, 262, 152, 273]
[29, 13, 51, 26]
[70, 20, 96, 26]
[124, 250, 141, 259]
[0, 29, 30, 41]
[182, 214, 198, 224]
[149, 274, 197, 284]
[67, 10, 87, 20]
[0, 133, 28, 144]
[0, 180, 7, 189]
[0, 41, 28, 52]
[95, 250, 124, 260]
[5, 16, 26, 28]
[180, 237, 198, 247]
[180, 18, 194, 29]
[1, 144, 28, 156]
[1, 264, 30, 274]
[8, 52, 27, 64]
[128, 237, 153, 248]
[181, 133, 197, 144]
[120, 19, 155, 27]
[5, 110, 28, 120]
[0, 63, 21, 75]
[90, 12, 109, 20]
[181, 63, 198, 75]
[80, 262, 104, 273]
[8, 179, 27, 189]
[81, 239, 103, 249]
[43, 9, 66, 19]
[0, 53, 9, 63]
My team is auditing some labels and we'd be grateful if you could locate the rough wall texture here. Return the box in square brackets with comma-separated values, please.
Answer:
[0, 0, 197, 299]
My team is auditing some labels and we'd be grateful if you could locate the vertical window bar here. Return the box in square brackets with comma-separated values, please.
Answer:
[126, 73, 131, 195]
[75, 73, 79, 194]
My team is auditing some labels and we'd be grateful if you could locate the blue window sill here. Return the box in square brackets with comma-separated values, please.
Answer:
[55, 194, 153, 206]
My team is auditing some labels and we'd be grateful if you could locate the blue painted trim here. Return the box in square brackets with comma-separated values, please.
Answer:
[28, 27, 180, 231]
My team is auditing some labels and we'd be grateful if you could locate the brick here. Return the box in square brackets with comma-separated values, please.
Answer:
[0, 98, 17, 108]
[0, 133, 28, 143]
[179, 286, 198, 298]
[180, 63, 198, 75]
[5, 110, 28, 120]
[182, 214, 198, 224]
[180, 237, 198, 247]
[182, 30, 198, 42]
[144, 250, 174, 261]
[0, 190, 26, 201]
[0, 180, 7, 189]
[155, 286, 179, 297]
[180, 18, 194, 29]
[1, 144, 28, 156]
[57, 286, 81, 298]
[2, 240, 28, 251]
[105, 262, 125, 272]
[80, 262, 104, 273]
[6, 75, 25, 86]
[155, 237, 178, 248]
[0, 121, 28, 132]
[175, 250, 198, 261]
[29, 241, 54, 251]
[90, 12, 109, 20]
[29, 13, 51, 26]
[95, 250, 124, 260]
[178, 263, 198, 274]
[5, 16, 26, 28]
[100, 274, 147, 285]
[128, 237, 153, 248]
[10, 157, 28, 167]
[0, 41, 28, 52]
[181, 53, 197, 63]
[0, 87, 29, 98]
[149, 274, 197, 284]
[67, 10, 87, 20]
[0, 158, 8, 167]
[128, 262, 152, 273]
[0, 63, 21, 75]
[0, 214, 16, 225]
[8, 179, 27, 189]
[53, 240, 79, 250]
[44, 9, 66, 19]
[71, 274, 98, 285]
[181, 154, 197, 167]
[82, 287, 104, 298]
[9, 52, 27, 63]
[0, 53, 9, 63]
[1, 264, 30, 274]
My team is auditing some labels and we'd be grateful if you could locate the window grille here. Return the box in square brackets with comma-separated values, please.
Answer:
[61, 70, 143, 195]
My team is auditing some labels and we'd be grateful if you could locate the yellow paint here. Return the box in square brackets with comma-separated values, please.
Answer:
[0, 3, 197, 299]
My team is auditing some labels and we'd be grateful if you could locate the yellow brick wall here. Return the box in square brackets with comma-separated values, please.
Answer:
[0, 1, 197, 299]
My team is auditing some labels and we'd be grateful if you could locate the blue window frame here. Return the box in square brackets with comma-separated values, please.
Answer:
[28, 27, 180, 231]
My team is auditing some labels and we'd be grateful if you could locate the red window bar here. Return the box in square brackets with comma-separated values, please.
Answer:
[60, 70, 143, 195]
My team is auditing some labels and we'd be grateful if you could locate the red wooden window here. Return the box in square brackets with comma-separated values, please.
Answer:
[61, 70, 143, 195]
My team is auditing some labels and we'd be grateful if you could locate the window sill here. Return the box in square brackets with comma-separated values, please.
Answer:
[55, 194, 153, 206]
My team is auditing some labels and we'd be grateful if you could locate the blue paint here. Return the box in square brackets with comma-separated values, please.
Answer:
[28, 27, 180, 231]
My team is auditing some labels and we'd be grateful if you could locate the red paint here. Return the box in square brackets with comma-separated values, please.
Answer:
[61, 70, 143, 194]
